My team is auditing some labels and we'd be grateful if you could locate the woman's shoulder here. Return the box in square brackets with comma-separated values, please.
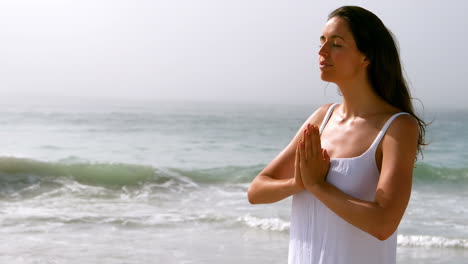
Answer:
[317, 103, 339, 116]
[386, 112, 419, 135]
[306, 103, 337, 126]
[371, 103, 415, 127]
[379, 108, 419, 152]
[383, 105, 418, 130]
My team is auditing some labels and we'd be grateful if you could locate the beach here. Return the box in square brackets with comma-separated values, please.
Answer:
[0, 98, 467, 263]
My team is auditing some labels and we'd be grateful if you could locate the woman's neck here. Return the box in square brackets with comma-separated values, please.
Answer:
[335, 78, 387, 119]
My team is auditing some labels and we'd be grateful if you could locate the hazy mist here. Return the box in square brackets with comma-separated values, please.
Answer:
[1, 0, 466, 108]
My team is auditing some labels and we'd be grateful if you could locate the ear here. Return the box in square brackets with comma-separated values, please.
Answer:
[362, 56, 370, 67]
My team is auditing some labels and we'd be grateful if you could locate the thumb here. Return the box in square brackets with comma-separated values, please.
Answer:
[322, 149, 330, 163]
[322, 149, 330, 177]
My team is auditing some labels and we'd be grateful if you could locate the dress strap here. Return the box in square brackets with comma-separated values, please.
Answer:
[369, 112, 410, 150]
[319, 103, 339, 135]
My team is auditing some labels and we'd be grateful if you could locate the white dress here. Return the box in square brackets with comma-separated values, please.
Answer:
[288, 104, 408, 264]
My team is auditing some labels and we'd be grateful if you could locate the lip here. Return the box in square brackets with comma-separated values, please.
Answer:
[319, 61, 333, 69]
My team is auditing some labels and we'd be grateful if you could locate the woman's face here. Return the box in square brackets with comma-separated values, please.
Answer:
[318, 16, 368, 84]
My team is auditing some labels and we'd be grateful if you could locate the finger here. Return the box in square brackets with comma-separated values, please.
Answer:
[309, 126, 318, 158]
[296, 142, 299, 159]
[295, 143, 300, 173]
[322, 148, 330, 175]
[322, 148, 329, 161]
[304, 129, 311, 161]
[314, 126, 322, 157]
[299, 139, 305, 165]
[302, 129, 308, 161]
[315, 126, 322, 148]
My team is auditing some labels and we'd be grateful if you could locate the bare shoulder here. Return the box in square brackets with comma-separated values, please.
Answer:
[382, 113, 419, 159]
[290, 103, 336, 141]
[306, 103, 336, 126]
[386, 114, 419, 139]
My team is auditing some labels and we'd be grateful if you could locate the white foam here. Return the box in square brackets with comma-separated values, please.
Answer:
[237, 216, 468, 249]
[237, 214, 290, 232]
[397, 235, 468, 249]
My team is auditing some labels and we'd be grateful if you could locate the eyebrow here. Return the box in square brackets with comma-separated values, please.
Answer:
[320, 35, 345, 41]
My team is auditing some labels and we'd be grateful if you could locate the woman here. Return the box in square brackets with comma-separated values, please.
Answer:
[247, 6, 426, 264]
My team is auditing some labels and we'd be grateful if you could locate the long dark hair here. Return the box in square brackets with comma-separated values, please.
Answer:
[329, 6, 427, 157]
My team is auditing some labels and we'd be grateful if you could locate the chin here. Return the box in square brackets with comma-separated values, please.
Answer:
[320, 72, 335, 83]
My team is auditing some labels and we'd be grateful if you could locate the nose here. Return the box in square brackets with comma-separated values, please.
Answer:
[318, 42, 329, 57]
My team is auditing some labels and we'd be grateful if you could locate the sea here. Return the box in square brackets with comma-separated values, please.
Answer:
[0, 97, 467, 264]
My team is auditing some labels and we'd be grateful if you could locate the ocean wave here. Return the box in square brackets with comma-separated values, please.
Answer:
[236, 215, 468, 249]
[397, 235, 468, 249]
[0, 208, 231, 230]
[0, 157, 263, 199]
[0, 157, 261, 187]
[0, 157, 158, 187]
[1, 157, 466, 194]
[169, 165, 262, 184]
[237, 214, 290, 232]
[413, 162, 468, 182]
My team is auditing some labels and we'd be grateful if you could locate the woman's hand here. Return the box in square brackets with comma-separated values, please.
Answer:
[292, 143, 305, 191]
[297, 124, 330, 191]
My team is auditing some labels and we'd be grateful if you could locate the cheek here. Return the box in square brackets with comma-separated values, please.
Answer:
[335, 52, 362, 72]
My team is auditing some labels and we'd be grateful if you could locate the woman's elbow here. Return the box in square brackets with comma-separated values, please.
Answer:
[374, 231, 394, 241]
[247, 185, 259, 204]
[373, 223, 398, 241]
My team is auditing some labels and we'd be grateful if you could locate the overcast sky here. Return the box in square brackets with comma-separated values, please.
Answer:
[0, 0, 466, 108]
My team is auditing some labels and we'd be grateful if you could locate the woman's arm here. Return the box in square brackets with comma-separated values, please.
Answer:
[300, 114, 419, 240]
[247, 104, 332, 204]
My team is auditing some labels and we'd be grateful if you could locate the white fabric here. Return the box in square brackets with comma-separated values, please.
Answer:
[288, 104, 409, 264]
